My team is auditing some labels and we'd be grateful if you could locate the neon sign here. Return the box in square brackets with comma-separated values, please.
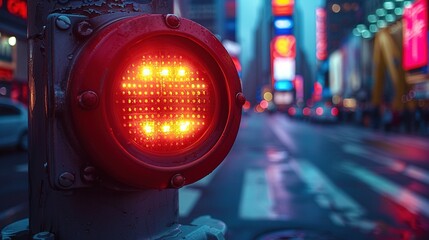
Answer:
[316, 8, 327, 61]
[403, 0, 428, 70]
[272, 0, 294, 16]
[272, 35, 296, 58]
[274, 16, 294, 35]
[1, 0, 27, 20]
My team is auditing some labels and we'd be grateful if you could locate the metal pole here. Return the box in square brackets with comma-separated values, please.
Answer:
[27, 1, 179, 239]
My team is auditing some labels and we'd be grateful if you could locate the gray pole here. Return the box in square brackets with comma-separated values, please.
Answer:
[27, 1, 179, 239]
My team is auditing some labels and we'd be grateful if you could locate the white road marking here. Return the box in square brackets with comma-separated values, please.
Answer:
[341, 162, 429, 218]
[343, 143, 429, 184]
[268, 115, 297, 152]
[268, 117, 374, 230]
[239, 168, 278, 220]
[289, 159, 374, 231]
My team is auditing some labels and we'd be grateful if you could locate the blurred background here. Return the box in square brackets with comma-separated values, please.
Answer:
[2, 0, 429, 239]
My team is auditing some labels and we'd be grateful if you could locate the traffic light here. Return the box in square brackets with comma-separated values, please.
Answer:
[47, 13, 243, 190]
[21, 1, 244, 238]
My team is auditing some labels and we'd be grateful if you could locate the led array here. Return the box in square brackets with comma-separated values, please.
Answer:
[114, 55, 212, 153]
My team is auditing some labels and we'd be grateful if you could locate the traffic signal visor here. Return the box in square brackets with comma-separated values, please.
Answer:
[68, 14, 243, 189]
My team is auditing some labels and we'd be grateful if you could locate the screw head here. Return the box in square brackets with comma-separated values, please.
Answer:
[171, 174, 185, 188]
[236, 92, 246, 106]
[58, 172, 75, 188]
[75, 21, 93, 38]
[165, 14, 181, 29]
[78, 91, 99, 110]
[56, 15, 71, 30]
[82, 166, 97, 183]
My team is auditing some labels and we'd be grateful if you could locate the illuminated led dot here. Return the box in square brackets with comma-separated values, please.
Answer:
[160, 69, 169, 76]
[144, 124, 153, 134]
[177, 68, 186, 77]
[162, 125, 171, 133]
[179, 121, 190, 132]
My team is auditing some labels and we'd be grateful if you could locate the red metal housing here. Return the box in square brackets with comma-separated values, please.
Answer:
[68, 14, 242, 189]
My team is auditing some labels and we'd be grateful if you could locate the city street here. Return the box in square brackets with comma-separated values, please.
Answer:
[179, 113, 429, 239]
[2, 112, 429, 239]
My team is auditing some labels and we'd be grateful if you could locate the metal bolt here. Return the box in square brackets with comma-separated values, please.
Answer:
[75, 21, 93, 38]
[78, 91, 99, 110]
[165, 14, 180, 29]
[236, 92, 246, 106]
[55, 15, 71, 30]
[58, 172, 75, 188]
[170, 174, 185, 188]
[82, 166, 97, 183]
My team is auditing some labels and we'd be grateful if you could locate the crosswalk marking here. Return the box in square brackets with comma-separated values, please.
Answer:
[239, 168, 278, 220]
[289, 159, 375, 231]
[341, 162, 429, 218]
[343, 143, 429, 184]
[269, 116, 375, 230]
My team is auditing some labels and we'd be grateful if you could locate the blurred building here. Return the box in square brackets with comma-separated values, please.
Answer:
[175, 0, 237, 41]
[325, 0, 365, 55]
[0, 0, 28, 104]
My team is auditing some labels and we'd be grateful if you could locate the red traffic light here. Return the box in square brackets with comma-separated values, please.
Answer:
[68, 14, 243, 189]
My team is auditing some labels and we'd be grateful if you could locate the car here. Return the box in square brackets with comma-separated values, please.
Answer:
[0, 98, 28, 151]
[309, 101, 339, 123]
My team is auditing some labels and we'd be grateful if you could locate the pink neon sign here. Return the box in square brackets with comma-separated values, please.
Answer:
[403, 0, 428, 70]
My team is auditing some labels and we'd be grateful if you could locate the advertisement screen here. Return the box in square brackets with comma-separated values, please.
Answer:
[403, 0, 428, 70]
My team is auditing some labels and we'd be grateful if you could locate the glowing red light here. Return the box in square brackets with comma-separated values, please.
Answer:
[303, 107, 311, 116]
[331, 107, 339, 116]
[68, 14, 242, 189]
[7, 0, 27, 20]
[288, 107, 296, 116]
[260, 100, 269, 109]
[316, 107, 324, 116]
[255, 104, 264, 113]
[116, 53, 213, 154]
[243, 100, 251, 110]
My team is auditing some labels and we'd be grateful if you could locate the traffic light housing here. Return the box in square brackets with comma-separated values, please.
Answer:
[47, 13, 243, 190]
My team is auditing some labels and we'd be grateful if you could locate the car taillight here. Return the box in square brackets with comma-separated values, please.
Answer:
[316, 107, 324, 116]
[303, 107, 311, 116]
[331, 107, 339, 116]
[288, 107, 296, 116]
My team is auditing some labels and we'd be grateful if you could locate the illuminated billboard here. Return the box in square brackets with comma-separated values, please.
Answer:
[274, 16, 294, 35]
[271, 35, 296, 58]
[273, 57, 295, 81]
[316, 8, 327, 61]
[272, 0, 294, 16]
[403, 0, 428, 71]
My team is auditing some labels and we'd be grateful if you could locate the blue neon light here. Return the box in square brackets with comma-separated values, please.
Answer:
[274, 17, 294, 35]
[274, 81, 293, 91]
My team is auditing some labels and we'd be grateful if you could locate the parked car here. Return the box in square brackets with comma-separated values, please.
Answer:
[0, 98, 28, 151]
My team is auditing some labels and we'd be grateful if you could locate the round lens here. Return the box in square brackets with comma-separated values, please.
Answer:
[113, 48, 214, 156]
